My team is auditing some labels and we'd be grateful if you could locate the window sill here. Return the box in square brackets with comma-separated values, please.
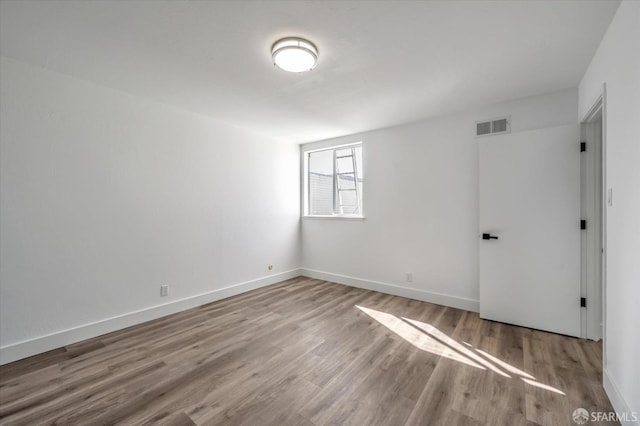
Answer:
[303, 215, 365, 221]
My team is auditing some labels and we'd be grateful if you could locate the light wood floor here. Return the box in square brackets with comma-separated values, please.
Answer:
[0, 277, 614, 425]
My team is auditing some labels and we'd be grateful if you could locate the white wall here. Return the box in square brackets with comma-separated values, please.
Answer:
[301, 89, 577, 311]
[0, 56, 300, 364]
[579, 0, 640, 421]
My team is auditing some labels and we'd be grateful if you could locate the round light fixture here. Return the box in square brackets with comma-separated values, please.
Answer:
[271, 37, 318, 73]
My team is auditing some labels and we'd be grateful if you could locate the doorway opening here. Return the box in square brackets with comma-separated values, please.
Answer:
[580, 93, 605, 343]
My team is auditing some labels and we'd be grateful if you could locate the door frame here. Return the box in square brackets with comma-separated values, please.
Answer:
[580, 84, 607, 352]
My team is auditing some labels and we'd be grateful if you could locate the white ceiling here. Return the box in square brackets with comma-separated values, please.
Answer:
[0, 0, 620, 143]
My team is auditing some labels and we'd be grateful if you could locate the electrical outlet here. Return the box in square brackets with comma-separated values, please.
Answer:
[268, 264, 273, 271]
[160, 285, 169, 297]
[406, 272, 413, 283]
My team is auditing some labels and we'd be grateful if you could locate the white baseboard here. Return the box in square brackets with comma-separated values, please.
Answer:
[0, 269, 302, 366]
[603, 368, 640, 425]
[300, 268, 479, 312]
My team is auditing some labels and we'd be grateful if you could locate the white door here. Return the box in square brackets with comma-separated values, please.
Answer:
[479, 124, 581, 337]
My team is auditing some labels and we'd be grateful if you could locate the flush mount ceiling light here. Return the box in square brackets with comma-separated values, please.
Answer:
[271, 37, 318, 73]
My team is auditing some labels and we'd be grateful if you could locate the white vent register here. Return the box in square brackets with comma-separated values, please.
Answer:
[476, 116, 510, 137]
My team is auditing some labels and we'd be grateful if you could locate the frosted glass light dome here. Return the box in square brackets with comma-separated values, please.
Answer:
[271, 37, 318, 73]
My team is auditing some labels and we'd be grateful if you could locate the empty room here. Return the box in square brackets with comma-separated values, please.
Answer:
[0, 0, 638, 425]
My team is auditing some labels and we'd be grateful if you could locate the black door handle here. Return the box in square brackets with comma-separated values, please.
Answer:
[482, 233, 498, 240]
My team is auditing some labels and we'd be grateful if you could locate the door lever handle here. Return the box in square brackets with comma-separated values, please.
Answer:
[482, 233, 499, 240]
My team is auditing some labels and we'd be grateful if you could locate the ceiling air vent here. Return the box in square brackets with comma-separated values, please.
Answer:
[476, 116, 510, 137]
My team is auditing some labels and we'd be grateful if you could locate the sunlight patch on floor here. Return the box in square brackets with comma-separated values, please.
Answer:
[474, 348, 535, 380]
[522, 378, 566, 395]
[355, 305, 566, 396]
[355, 305, 485, 369]
[403, 317, 511, 378]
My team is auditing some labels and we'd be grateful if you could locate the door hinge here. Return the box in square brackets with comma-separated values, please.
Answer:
[580, 219, 586, 230]
[580, 297, 587, 308]
[580, 142, 586, 152]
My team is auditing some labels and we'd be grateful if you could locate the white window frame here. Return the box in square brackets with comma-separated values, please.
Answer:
[303, 142, 364, 219]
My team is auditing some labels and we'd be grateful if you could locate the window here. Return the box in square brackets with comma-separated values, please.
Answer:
[304, 143, 363, 217]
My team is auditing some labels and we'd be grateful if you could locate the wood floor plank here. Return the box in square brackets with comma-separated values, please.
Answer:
[0, 277, 616, 425]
